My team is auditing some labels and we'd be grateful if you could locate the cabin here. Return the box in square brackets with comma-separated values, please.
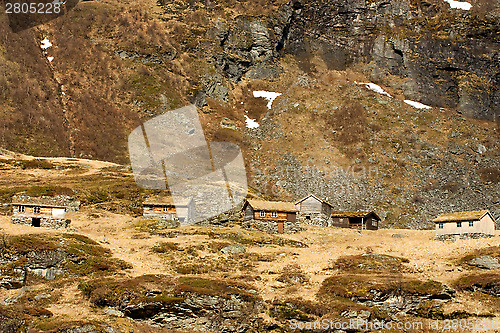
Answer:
[433, 210, 496, 240]
[295, 194, 333, 226]
[143, 196, 195, 224]
[243, 199, 300, 234]
[330, 211, 380, 230]
[11, 195, 77, 229]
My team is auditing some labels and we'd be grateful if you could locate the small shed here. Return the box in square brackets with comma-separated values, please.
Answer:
[143, 195, 195, 224]
[11, 195, 75, 229]
[243, 199, 300, 234]
[433, 210, 495, 240]
[295, 194, 333, 226]
[330, 211, 380, 230]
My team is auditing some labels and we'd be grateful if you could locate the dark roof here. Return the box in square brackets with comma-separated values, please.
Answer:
[331, 211, 381, 220]
[246, 199, 297, 212]
[433, 210, 491, 223]
[295, 193, 334, 207]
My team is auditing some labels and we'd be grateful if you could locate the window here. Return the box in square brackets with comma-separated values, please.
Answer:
[469, 221, 474, 227]
[271, 211, 278, 218]
[457, 222, 462, 228]
[34, 206, 40, 214]
[373, 220, 378, 227]
[438, 223, 443, 229]
[305, 215, 311, 220]
[260, 211, 265, 217]
[18, 206, 25, 213]
[163, 207, 168, 212]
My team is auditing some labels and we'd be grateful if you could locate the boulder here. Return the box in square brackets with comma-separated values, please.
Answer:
[467, 256, 500, 270]
[220, 244, 246, 254]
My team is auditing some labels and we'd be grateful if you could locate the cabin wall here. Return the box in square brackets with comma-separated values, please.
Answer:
[331, 217, 350, 228]
[297, 197, 323, 214]
[253, 211, 289, 221]
[244, 206, 254, 221]
[435, 216, 495, 237]
[12, 205, 65, 218]
[143, 205, 177, 219]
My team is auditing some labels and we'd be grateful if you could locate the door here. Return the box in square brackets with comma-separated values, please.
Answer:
[32, 218, 41, 227]
[277, 222, 284, 234]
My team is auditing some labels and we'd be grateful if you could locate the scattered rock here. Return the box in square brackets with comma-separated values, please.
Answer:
[391, 234, 406, 238]
[220, 244, 246, 254]
[34, 292, 51, 301]
[104, 307, 125, 318]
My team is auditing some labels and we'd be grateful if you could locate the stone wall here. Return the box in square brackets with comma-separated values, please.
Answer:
[435, 233, 495, 241]
[11, 216, 70, 229]
[242, 219, 302, 234]
[297, 213, 331, 227]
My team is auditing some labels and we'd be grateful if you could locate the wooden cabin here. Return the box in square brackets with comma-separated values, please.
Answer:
[11, 195, 73, 229]
[243, 199, 299, 234]
[330, 211, 380, 230]
[295, 194, 333, 226]
[433, 210, 495, 240]
[143, 196, 195, 224]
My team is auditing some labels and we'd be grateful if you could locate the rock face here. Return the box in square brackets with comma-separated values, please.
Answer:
[82, 276, 264, 333]
[467, 256, 500, 270]
[283, 0, 499, 120]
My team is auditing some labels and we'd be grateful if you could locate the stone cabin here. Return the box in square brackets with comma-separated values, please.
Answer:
[242, 199, 300, 234]
[433, 210, 496, 240]
[143, 196, 195, 224]
[331, 211, 380, 230]
[11, 195, 78, 229]
[295, 194, 333, 227]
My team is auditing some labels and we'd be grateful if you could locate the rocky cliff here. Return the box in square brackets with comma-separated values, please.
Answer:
[0, 0, 498, 227]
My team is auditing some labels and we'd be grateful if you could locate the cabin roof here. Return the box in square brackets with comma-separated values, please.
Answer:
[295, 193, 334, 207]
[433, 210, 491, 223]
[331, 211, 381, 220]
[246, 199, 297, 212]
[144, 195, 193, 206]
[11, 195, 67, 208]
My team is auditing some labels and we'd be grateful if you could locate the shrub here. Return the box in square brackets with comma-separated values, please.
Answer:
[151, 242, 179, 253]
[18, 159, 54, 170]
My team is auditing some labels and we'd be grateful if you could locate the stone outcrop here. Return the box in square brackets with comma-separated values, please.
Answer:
[467, 256, 500, 270]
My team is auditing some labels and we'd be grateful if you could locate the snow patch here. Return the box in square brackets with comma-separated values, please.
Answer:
[47, 56, 54, 62]
[40, 38, 52, 50]
[356, 82, 392, 98]
[443, 0, 472, 10]
[253, 91, 282, 109]
[244, 115, 260, 129]
[404, 100, 432, 109]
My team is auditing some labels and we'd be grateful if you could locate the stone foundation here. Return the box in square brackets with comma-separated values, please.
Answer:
[11, 216, 70, 229]
[297, 213, 332, 227]
[242, 219, 302, 234]
[435, 233, 495, 241]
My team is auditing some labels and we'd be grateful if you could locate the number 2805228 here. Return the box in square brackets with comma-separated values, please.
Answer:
[5, 2, 63, 14]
